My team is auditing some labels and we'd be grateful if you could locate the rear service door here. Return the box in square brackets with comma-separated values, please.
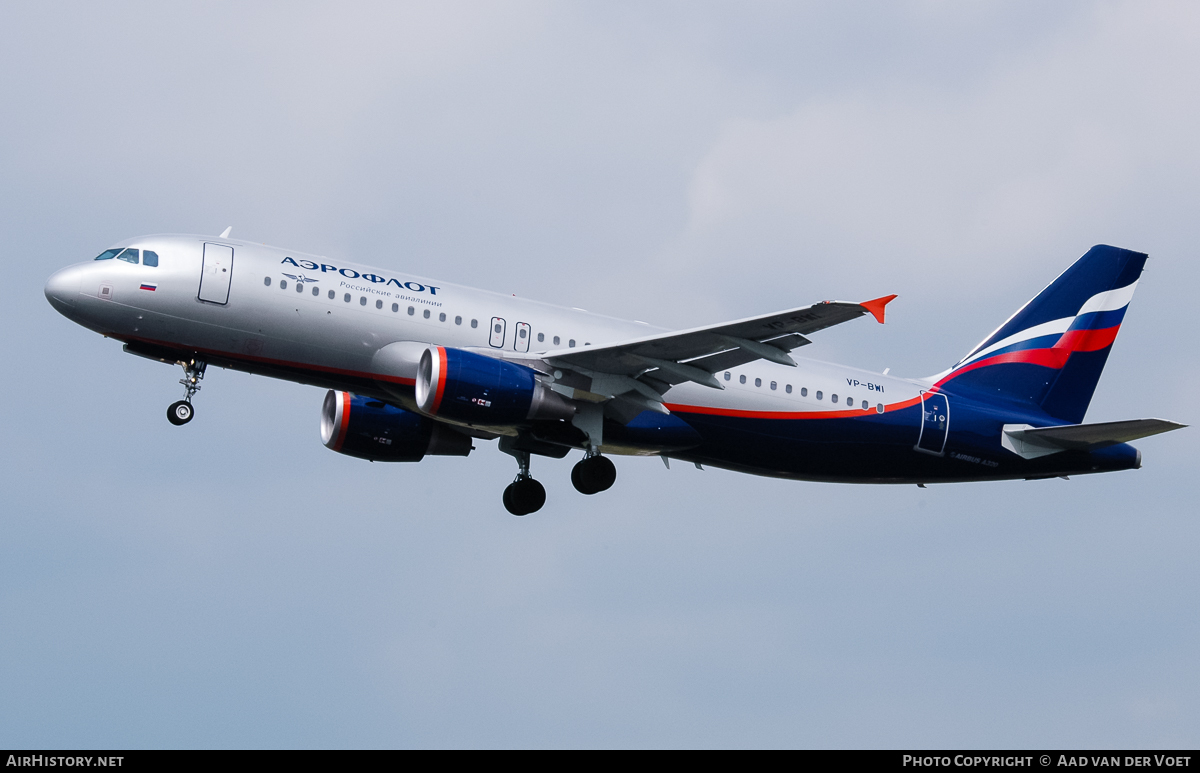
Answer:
[915, 391, 949, 455]
[198, 243, 234, 304]
[489, 317, 506, 348]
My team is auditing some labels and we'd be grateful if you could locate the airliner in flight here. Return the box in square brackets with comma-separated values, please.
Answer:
[44, 232, 1183, 514]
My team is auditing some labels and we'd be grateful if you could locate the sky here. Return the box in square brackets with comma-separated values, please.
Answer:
[1, 0, 1197, 749]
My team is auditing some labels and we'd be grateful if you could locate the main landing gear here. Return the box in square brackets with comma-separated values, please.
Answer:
[166, 358, 206, 426]
[501, 446, 547, 516]
[571, 453, 616, 495]
[498, 440, 619, 515]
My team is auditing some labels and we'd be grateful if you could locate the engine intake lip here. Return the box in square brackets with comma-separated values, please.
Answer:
[415, 346, 445, 415]
[320, 390, 350, 451]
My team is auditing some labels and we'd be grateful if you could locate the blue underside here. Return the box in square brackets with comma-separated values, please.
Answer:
[668, 397, 1139, 483]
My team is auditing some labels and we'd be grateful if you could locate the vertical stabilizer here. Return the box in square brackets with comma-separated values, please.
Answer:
[934, 245, 1146, 423]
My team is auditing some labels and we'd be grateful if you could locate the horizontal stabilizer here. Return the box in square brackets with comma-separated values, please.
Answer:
[1001, 418, 1185, 459]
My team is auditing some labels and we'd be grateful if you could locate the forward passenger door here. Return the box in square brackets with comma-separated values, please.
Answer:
[198, 243, 234, 304]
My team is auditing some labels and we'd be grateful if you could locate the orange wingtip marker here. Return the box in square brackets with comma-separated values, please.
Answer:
[860, 294, 898, 324]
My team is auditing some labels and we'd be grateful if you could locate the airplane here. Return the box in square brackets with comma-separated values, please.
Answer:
[44, 232, 1184, 515]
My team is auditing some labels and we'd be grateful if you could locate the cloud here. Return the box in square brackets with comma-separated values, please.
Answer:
[658, 1, 1200, 326]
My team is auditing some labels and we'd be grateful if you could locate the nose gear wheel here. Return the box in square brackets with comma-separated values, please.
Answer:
[167, 400, 194, 425]
[166, 358, 206, 426]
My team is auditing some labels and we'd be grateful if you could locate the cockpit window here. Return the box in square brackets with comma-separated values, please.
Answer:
[142, 250, 159, 267]
[94, 249, 120, 261]
[116, 248, 139, 264]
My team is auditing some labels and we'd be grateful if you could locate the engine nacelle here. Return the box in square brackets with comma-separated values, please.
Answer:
[320, 390, 472, 462]
[415, 345, 575, 426]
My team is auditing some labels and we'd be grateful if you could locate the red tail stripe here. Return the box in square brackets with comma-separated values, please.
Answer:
[1054, 325, 1119, 353]
[939, 349, 1070, 385]
[939, 324, 1121, 386]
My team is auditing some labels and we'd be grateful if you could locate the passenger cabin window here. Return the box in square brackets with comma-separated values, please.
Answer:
[360, 296, 367, 306]
[801, 387, 808, 397]
[439, 313, 446, 322]
[755, 378, 761, 387]
[328, 290, 335, 299]
[785, 384, 792, 393]
[117, 248, 139, 264]
[537, 332, 544, 342]
[831, 394, 838, 403]
[376, 299, 383, 309]
[296, 283, 303, 293]
[263, 277, 271, 287]
[816, 391, 822, 400]
[344, 293, 351, 303]
[471, 319, 478, 328]
[408, 306, 415, 315]
[724, 372, 731, 381]
[280, 280, 288, 290]
[93, 249, 121, 261]
[142, 251, 159, 267]
[311, 286, 319, 296]
[553, 336, 560, 345]
[739, 375, 746, 384]
[770, 381, 777, 390]
[846, 397, 854, 407]
[392, 303, 399, 312]
[568, 339, 576, 348]
[422, 309, 429, 319]
[456, 316, 463, 325]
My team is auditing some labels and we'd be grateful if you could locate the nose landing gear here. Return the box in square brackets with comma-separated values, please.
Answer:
[571, 454, 616, 495]
[166, 358, 206, 426]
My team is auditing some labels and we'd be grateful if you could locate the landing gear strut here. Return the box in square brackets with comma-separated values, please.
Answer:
[167, 358, 206, 426]
[499, 438, 546, 516]
[571, 453, 616, 495]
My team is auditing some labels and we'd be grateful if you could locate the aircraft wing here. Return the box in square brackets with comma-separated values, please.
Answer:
[543, 295, 897, 396]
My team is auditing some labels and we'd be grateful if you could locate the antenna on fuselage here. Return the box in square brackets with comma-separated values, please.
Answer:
[219, 226, 232, 239]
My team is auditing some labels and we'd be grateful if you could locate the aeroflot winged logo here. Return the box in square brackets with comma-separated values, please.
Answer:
[281, 273, 317, 284]
[280, 257, 440, 295]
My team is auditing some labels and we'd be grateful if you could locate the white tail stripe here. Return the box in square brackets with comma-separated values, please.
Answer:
[1077, 279, 1139, 316]
[956, 280, 1139, 369]
[958, 317, 1071, 368]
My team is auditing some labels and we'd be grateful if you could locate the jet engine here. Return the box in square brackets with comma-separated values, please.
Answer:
[415, 345, 575, 426]
[320, 390, 472, 462]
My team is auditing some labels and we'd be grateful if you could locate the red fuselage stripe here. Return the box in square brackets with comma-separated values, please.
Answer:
[665, 394, 923, 420]
[117, 333, 417, 386]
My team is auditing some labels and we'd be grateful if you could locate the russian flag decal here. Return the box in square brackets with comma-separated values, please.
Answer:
[139, 283, 157, 291]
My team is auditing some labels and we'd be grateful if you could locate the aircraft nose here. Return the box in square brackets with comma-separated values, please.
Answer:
[44, 265, 83, 314]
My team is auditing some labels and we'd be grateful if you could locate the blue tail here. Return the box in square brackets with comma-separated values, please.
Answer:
[935, 245, 1147, 423]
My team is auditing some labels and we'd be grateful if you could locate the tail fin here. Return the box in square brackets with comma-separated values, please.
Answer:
[935, 245, 1147, 423]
